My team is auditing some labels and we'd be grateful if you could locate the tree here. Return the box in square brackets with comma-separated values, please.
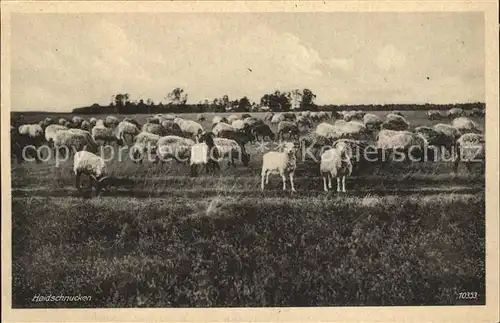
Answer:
[300, 88, 316, 110]
[260, 90, 291, 112]
[236, 96, 251, 112]
[290, 89, 302, 110]
[166, 88, 188, 106]
[113, 93, 130, 113]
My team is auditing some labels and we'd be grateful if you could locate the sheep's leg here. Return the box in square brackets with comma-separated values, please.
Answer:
[328, 174, 332, 189]
[342, 176, 346, 193]
[289, 172, 296, 192]
[261, 170, 266, 190]
[75, 171, 82, 190]
[266, 171, 270, 184]
[323, 175, 328, 192]
[281, 172, 287, 191]
[336, 177, 341, 192]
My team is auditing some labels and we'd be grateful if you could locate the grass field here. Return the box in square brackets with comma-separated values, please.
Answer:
[10, 110, 486, 307]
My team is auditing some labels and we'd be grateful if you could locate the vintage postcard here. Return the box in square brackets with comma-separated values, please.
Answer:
[1, 1, 499, 322]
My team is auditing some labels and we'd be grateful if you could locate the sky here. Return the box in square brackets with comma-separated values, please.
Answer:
[11, 12, 484, 112]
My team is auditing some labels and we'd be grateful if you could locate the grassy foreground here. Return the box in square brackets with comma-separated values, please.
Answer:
[12, 192, 485, 307]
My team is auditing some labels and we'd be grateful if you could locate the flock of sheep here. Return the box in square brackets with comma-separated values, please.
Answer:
[11, 106, 485, 195]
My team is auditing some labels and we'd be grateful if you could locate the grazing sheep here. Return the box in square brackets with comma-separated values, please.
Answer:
[155, 136, 195, 164]
[243, 117, 264, 128]
[261, 142, 297, 192]
[251, 123, 275, 141]
[178, 119, 204, 140]
[212, 116, 228, 126]
[454, 133, 485, 173]
[315, 122, 340, 140]
[53, 129, 98, 156]
[142, 122, 168, 136]
[426, 110, 444, 120]
[45, 124, 68, 144]
[363, 113, 383, 130]
[218, 129, 255, 147]
[277, 121, 300, 140]
[161, 120, 183, 136]
[414, 126, 455, 154]
[80, 120, 91, 131]
[18, 124, 44, 139]
[264, 112, 275, 121]
[91, 122, 118, 145]
[213, 122, 236, 136]
[58, 118, 68, 126]
[231, 119, 247, 131]
[72, 116, 84, 127]
[447, 107, 464, 118]
[73, 150, 110, 195]
[197, 114, 206, 121]
[227, 114, 240, 124]
[451, 117, 481, 134]
[381, 114, 410, 131]
[17, 124, 45, 160]
[105, 115, 120, 128]
[212, 138, 250, 167]
[296, 116, 313, 130]
[131, 132, 162, 163]
[116, 120, 140, 145]
[320, 140, 353, 192]
[377, 129, 430, 162]
[433, 123, 462, 141]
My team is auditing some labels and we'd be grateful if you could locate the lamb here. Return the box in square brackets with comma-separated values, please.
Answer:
[317, 111, 329, 121]
[277, 121, 300, 140]
[451, 117, 481, 134]
[242, 117, 264, 128]
[454, 133, 485, 173]
[315, 122, 341, 140]
[381, 114, 410, 131]
[115, 120, 140, 145]
[251, 123, 275, 141]
[155, 136, 195, 163]
[73, 150, 110, 195]
[45, 124, 68, 144]
[123, 117, 141, 129]
[261, 142, 297, 192]
[320, 140, 353, 192]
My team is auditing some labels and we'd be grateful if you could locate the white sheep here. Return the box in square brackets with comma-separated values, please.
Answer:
[320, 140, 353, 192]
[451, 117, 480, 134]
[142, 122, 167, 136]
[197, 114, 206, 121]
[155, 135, 195, 163]
[212, 122, 235, 136]
[73, 150, 109, 194]
[454, 133, 485, 173]
[363, 113, 383, 129]
[178, 119, 204, 140]
[115, 120, 140, 145]
[53, 129, 99, 156]
[91, 122, 118, 145]
[80, 120, 91, 131]
[433, 123, 462, 140]
[213, 138, 249, 167]
[447, 107, 464, 118]
[227, 114, 240, 124]
[231, 119, 246, 131]
[131, 132, 161, 163]
[261, 142, 297, 192]
[381, 114, 410, 131]
[105, 115, 120, 128]
[45, 124, 68, 144]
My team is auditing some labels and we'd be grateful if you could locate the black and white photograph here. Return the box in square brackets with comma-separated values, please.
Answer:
[2, 1, 499, 322]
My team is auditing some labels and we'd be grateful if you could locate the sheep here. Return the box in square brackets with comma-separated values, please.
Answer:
[131, 132, 162, 163]
[317, 111, 329, 121]
[58, 118, 68, 126]
[451, 117, 481, 134]
[45, 124, 68, 144]
[447, 107, 464, 118]
[330, 110, 342, 120]
[454, 133, 485, 173]
[218, 129, 255, 147]
[73, 150, 110, 195]
[315, 122, 340, 140]
[471, 107, 485, 117]
[161, 120, 183, 136]
[381, 114, 410, 131]
[190, 131, 220, 176]
[53, 129, 99, 157]
[231, 119, 247, 131]
[91, 122, 118, 145]
[271, 113, 283, 125]
[178, 119, 204, 140]
[197, 114, 206, 122]
[105, 115, 120, 128]
[72, 116, 84, 127]
[80, 120, 91, 131]
[391, 111, 403, 117]
[310, 112, 320, 122]
[89, 117, 97, 127]
[155, 135, 195, 164]
[142, 122, 168, 136]
[363, 113, 383, 130]
[227, 114, 240, 124]
[17, 124, 45, 160]
[264, 112, 274, 121]
[116, 120, 140, 145]
[213, 122, 236, 136]
[251, 123, 275, 141]
[241, 113, 252, 119]
[299, 132, 333, 161]
[277, 121, 300, 140]
[212, 116, 228, 126]
[433, 123, 462, 141]
[376, 129, 430, 163]
[212, 138, 250, 168]
[261, 142, 297, 192]
[320, 140, 353, 192]
[426, 110, 442, 120]
[414, 126, 455, 154]
[338, 121, 369, 140]
[123, 117, 141, 129]
[18, 124, 44, 139]
[296, 116, 313, 130]
[148, 117, 161, 124]
[242, 117, 264, 128]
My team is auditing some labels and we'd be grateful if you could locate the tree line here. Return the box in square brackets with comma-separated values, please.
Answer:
[72, 87, 485, 114]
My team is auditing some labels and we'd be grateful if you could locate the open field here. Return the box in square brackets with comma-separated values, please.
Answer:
[10, 110, 486, 307]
